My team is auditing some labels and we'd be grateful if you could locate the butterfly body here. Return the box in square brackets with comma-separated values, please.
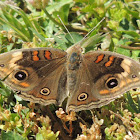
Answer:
[0, 43, 140, 112]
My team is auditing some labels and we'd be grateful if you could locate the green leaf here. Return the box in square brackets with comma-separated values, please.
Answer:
[46, 0, 73, 14]
[53, 33, 72, 50]
[29, 28, 46, 42]
[126, 92, 139, 113]
[65, 32, 83, 44]
[107, 20, 119, 31]
[1, 131, 26, 140]
[116, 47, 131, 56]
[0, 88, 9, 96]
[82, 33, 105, 51]
[54, 4, 70, 24]
[124, 4, 139, 19]
[131, 50, 140, 60]
[137, 96, 140, 113]
[109, 38, 114, 51]
[36, 133, 44, 140]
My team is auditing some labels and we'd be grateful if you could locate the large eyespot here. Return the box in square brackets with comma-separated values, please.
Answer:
[14, 70, 28, 81]
[106, 78, 118, 89]
[77, 92, 88, 101]
[132, 74, 137, 78]
[40, 87, 50, 96]
[0, 64, 4, 67]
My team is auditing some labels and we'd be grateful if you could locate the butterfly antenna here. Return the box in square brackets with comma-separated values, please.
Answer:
[83, 17, 105, 39]
[57, 15, 75, 43]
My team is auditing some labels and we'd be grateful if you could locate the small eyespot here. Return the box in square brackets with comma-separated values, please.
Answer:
[0, 64, 4, 67]
[106, 78, 118, 89]
[14, 70, 28, 81]
[132, 74, 137, 78]
[77, 92, 88, 101]
[40, 87, 50, 96]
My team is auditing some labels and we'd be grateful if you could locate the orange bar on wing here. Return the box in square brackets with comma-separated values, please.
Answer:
[95, 54, 105, 63]
[32, 51, 39, 61]
[105, 56, 114, 67]
[99, 90, 109, 94]
[44, 50, 52, 60]
[20, 82, 30, 87]
[33, 50, 38, 55]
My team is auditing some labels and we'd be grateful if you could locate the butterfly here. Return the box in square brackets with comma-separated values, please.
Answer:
[0, 37, 140, 112]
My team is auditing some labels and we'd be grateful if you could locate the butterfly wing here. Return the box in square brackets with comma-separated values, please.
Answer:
[0, 48, 67, 105]
[66, 50, 140, 112]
